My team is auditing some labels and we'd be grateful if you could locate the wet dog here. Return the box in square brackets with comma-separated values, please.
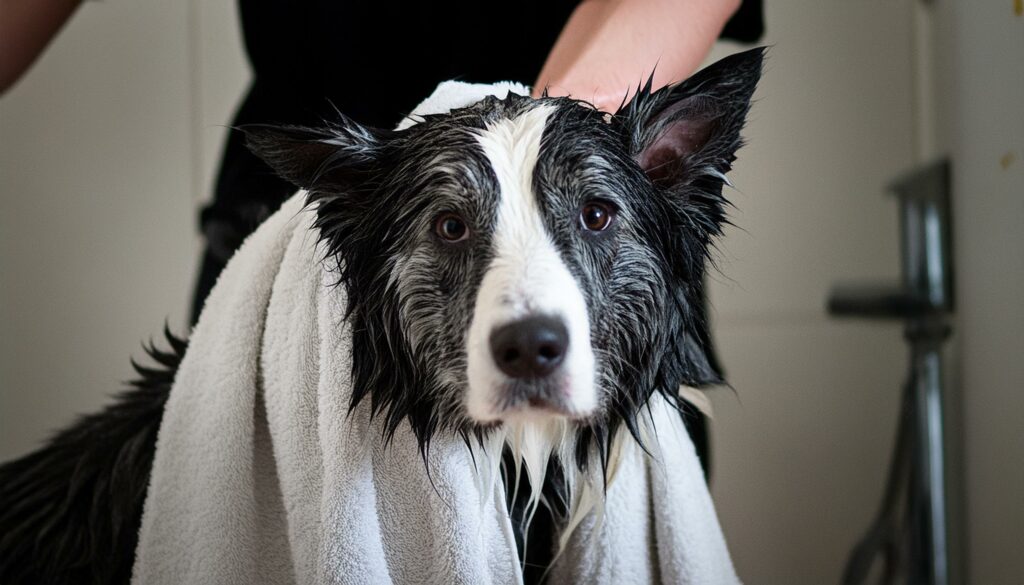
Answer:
[0, 48, 763, 584]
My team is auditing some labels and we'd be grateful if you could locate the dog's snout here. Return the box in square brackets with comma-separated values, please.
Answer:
[489, 316, 568, 379]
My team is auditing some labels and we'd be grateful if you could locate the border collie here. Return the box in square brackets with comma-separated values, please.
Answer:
[0, 48, 763, 584]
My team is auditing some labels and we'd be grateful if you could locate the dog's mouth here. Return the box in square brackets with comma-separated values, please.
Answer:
[480, 377, 593, 423]
[505, 395, 577, 419]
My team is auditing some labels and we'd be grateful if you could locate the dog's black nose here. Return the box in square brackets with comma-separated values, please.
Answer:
[489, 316, 569, 379]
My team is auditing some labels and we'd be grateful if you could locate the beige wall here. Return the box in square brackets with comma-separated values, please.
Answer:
[933, 1, 1024, 582]
[707, 2, 1024, 582]
[3, 0, 192, 458]
[705, 2, 915, 582]
[0, 0, 249, 462]
[1, 0, 1020, 582]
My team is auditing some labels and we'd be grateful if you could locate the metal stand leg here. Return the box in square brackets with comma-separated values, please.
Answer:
[829, 159, 957, 585]
[907, 321, 952, 585]
[842, 368, 914, 585]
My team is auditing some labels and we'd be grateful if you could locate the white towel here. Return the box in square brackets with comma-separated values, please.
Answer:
[133, 81, 739, 585]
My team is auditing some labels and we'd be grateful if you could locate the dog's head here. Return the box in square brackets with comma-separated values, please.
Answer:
[247, 48, 763, 464]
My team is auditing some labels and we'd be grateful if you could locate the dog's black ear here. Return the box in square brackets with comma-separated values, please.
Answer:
[615, 49, 764, 393]
[243, 117, 390, 190]
[617, 47, 764, 187]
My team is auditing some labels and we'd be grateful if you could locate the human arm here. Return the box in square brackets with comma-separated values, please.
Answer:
[532, 0, 741, 111]
[0, 0, 83, 95]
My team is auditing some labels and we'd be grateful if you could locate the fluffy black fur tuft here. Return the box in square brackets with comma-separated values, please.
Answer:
[0, 328, 186, 585]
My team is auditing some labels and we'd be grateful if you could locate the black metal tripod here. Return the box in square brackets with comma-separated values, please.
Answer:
[828, 160, 958, 585]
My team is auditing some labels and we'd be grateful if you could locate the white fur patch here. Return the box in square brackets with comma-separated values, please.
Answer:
[460, 105, 615, 559]
[465, 105, 597, 424]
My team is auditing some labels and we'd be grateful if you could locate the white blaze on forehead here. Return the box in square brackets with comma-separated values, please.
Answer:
[465, 104, 596, 422]
[475, 105, 553, 268]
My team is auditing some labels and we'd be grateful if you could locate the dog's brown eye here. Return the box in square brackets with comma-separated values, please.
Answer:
[435, 213, 469, 242]
[580, 202, 615, 232]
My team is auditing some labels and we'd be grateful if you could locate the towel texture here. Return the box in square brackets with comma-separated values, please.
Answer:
[133, 81, 739, 585]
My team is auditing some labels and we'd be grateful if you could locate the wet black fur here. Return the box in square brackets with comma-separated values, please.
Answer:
[0, 328, 185, 585]
[0, 48, 763, 584]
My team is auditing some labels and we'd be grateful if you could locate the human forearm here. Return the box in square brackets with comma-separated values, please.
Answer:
[533, 0, 740, 110]
[0, 0, 83, 95]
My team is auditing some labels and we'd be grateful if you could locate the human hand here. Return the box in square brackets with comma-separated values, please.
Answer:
[531, 0, 740, 113]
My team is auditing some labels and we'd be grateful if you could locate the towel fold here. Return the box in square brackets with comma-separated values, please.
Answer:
[133, 81, 739, 585]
